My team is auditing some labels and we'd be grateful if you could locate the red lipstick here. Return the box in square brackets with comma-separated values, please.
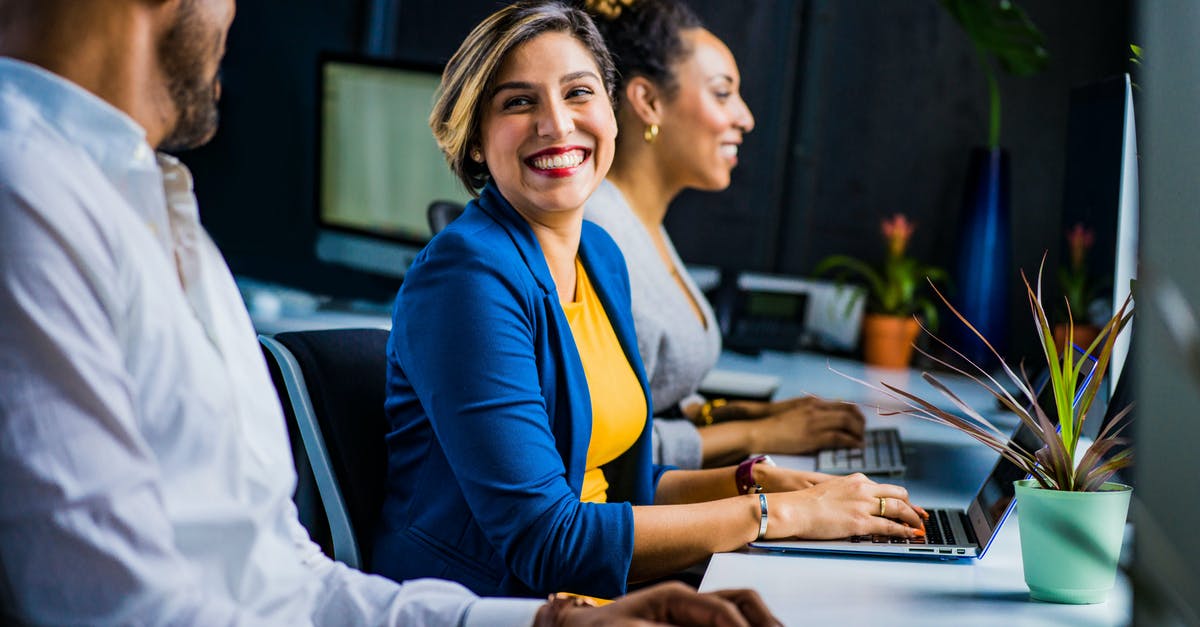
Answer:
[525, 146, 590, 178]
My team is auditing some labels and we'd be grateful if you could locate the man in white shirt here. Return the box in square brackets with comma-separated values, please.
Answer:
[0, 0, 776, 625]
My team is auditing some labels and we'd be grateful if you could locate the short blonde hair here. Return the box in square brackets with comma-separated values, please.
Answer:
[430, 1, 616, 195]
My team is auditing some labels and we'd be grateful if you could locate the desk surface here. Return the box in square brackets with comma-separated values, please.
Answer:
[716, 349, 1009, 417]
[704, 349, 1132, 626]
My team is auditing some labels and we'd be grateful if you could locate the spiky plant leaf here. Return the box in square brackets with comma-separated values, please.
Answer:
[839, 263, 1133, 492]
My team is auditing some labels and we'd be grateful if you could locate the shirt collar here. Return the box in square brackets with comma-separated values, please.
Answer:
[0, 57, 156, 175]
[475, 182, 561, 297]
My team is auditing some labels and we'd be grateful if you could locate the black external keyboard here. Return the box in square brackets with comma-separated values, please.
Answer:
[817, 428, 906, 475]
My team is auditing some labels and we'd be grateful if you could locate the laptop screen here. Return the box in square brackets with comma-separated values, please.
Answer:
[969, 347, 1098, 540]
[975, 422, 1047, 528]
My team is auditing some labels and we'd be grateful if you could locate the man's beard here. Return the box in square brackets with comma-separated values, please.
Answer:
[157, 1, 222, 152]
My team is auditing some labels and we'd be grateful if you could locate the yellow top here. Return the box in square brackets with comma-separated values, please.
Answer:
[561, 258, 647, 503]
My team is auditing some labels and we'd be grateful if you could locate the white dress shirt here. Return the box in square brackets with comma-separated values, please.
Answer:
[0, 57, 539, 626]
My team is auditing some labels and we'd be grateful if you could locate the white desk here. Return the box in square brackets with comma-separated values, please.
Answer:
[251, 308, 391, 335]
[235, 276, 393, 336]
[702, 350, 1132, 626]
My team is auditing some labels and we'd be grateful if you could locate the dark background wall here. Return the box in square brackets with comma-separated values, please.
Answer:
[181, 0, 1131, 359]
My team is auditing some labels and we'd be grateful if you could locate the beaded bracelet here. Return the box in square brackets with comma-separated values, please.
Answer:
[699, 398, 727, 426]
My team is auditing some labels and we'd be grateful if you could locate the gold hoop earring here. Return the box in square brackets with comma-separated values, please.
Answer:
[643, 123, 659, 144]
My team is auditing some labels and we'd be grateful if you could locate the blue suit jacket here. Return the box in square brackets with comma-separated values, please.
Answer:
[373, 183, 670, 598]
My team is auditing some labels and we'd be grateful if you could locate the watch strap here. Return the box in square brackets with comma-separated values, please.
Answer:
[736, 455, 769, 494]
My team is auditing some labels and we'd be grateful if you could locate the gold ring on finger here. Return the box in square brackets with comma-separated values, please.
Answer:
[878, 497, 886, 517]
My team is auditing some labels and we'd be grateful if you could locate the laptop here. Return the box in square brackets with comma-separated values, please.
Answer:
[753, 349, 1097, 560]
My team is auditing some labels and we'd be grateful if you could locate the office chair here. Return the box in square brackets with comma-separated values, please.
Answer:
[426, 200, 465, 235]
[259, 328, 390, 571]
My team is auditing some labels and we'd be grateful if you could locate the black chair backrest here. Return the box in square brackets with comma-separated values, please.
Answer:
[427, 200, 465, 236]
[271, 329, 390, 568]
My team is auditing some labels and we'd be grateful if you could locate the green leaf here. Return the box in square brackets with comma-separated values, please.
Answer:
[816, 253, 947, 318]
[842, 260, 1134, 492]
[938, 0, 1048, 145]
[815, 254, 888, 312]
[940, 0, 1048, 75]
[915, 298, 940, 334]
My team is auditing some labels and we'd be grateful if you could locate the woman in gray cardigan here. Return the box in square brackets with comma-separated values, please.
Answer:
[582, 0, 865, 468]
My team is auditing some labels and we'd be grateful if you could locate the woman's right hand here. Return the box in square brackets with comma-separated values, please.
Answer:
[764, 473, 928, 540]
[745, 397, 866, 455]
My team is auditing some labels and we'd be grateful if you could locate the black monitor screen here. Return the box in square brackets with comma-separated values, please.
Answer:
[745, 291, 806, 320]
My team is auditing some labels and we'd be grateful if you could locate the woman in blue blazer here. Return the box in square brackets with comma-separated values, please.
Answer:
[373, 0, 927, 600]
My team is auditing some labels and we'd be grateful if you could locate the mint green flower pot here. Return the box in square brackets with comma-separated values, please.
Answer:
[1014, 479, 1131, 604]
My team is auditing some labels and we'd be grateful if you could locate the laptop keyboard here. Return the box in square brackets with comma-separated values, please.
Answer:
[925, 510, 956, 545]
[817, 428, 905, 474]
[846, 509, 971, 547]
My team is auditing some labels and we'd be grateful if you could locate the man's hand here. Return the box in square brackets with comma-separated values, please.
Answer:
[543, 582, 781, 627]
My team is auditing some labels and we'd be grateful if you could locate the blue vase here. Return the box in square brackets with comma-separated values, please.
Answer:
[953, 147, 1011, 367]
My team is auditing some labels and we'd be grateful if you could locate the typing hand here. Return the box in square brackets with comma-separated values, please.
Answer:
[767, 473, 928, 540]
[750, 396, 865, 455]
[547, 582, 781, 627]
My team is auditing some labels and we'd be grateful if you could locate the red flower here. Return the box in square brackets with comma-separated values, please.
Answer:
[816, 210, 947, 327]
[1066, 223, 1095, 270]
[881, 213, 915, 258]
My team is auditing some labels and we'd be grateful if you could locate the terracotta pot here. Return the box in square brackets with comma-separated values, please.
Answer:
[862, 314, 921, 368]
[1053, 323, 1101, 353]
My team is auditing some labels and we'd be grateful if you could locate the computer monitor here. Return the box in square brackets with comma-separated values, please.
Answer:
[1059, 74, 1139, 385]
[1093, 339, 1134, 485]
[314, 54, 473, 279]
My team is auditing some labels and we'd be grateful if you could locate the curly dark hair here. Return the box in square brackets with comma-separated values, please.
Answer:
[580, 0, 704, 98]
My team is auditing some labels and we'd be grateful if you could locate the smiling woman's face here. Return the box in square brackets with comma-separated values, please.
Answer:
[655, 28, 755, 192]
[477, 31, 617, 222]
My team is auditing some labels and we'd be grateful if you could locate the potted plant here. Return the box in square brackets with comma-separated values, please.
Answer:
[856, 263, 1133, 604]
[938, 0, 1048, 365]
[1055, 222, 1105, 351]
[939, 0, 1048, 152]
[815, 214, 948, 368]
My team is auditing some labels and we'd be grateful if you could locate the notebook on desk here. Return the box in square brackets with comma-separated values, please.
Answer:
[699, 369, 781, 403]
[753, 350, 1097, 560]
